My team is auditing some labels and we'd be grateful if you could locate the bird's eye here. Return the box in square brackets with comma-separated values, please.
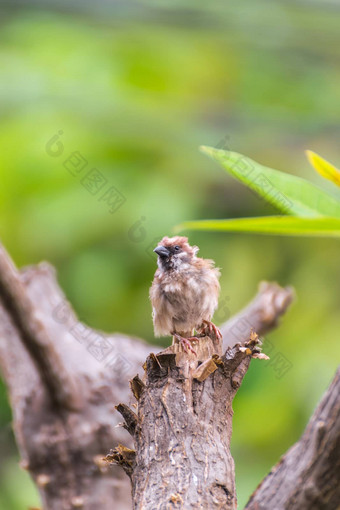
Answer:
[174, 245, 180, 251]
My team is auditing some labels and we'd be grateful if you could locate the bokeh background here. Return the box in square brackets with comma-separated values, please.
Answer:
[0, 1, 339, 508]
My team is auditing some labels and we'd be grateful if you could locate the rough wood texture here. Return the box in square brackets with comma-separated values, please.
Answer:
[109, 333, 269, 510]
[0, 245, 151, 510]
[0, 242, 294, 509]
[245, 367, 340, 510]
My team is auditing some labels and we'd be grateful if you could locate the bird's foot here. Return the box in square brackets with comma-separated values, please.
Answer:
[200, 320, 222, 340]
[172, 333, 198, 355]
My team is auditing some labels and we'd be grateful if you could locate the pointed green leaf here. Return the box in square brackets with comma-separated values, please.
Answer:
[200, 146, 340, 219]
[306, 150, 340, 188]
[175, 216, 340, 238]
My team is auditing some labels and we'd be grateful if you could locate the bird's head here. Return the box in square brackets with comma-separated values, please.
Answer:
[153, 236, 198, 271]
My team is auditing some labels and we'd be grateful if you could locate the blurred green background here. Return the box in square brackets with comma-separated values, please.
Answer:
[0, 1, 339, 508]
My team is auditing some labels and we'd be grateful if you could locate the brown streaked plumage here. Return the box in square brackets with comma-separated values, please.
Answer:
[149, 236, 222, 354]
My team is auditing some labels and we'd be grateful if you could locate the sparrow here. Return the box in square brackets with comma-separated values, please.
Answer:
[150, 236, 222, 354]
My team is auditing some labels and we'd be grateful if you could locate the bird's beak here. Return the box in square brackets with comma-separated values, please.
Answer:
[153, 246, 171, 258]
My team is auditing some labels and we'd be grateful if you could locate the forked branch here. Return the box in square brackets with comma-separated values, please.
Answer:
[0, 241, 294, 510]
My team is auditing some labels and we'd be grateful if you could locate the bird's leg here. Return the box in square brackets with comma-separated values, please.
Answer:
[172, 332, 199, 355]
[199, 320, 223, 340]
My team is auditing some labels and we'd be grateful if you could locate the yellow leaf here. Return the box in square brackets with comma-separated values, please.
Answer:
[306, 150, 340, 187]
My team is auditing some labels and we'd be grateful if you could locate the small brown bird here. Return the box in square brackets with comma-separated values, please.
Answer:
[150, 236, 222, 354]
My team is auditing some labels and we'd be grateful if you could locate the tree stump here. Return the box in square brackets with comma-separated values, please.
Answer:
[6, 241, 339, 509]
[108, 333, 269, 509]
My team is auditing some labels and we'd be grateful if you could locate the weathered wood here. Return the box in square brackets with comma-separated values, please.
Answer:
[116, 404, 138, 436]
[2, 238, 337, 510]
[112, 333, 267, 510]
[0, 242, 294, 510]
[0, 246, 151, 510]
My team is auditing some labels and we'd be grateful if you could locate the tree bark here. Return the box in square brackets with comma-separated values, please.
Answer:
[0, 245, 151, 510]
[109, 346, 340, 510]
[108, 332, 269, 509]
[0, 242, 294, 509]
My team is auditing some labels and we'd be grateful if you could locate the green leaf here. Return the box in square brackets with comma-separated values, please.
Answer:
[200, 146, 340, 219]
[175, 216, 340, 238]
[306, 150, 340, 188]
